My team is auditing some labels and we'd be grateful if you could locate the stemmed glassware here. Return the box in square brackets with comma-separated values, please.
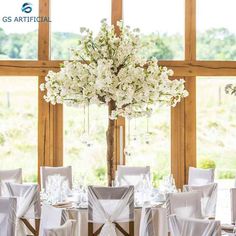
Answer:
[159, 174, 177, 195]
[44, 174, 70, 204]
[134, 174, 153, 206]
[72, 175, 88, 208]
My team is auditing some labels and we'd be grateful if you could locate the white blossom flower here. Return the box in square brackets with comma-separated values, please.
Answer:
[41, 20, 188, 119]
[40, 83, 45, 91]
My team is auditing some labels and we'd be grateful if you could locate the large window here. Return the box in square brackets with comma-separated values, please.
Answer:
[51, 0, 111, 59]
[197, 77, 236, 223]
[123, 0, 184, 60]
[64, 104, 107, 185]
[125, 107, 171, 187]
[0, 0, 38, 59]
[197, 0, 236, 60]
[0, 77, 38, 182]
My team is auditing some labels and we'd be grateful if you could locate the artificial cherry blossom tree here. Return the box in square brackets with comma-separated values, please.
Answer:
[41, 20, 189, 185]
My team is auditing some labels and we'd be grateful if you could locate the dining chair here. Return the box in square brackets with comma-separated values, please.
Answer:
[0, 168, 22, 196]
[183, 183, 217, 219]
[230, 188, 236, 225]
[88, 185, 134, 236]
[43, 219, 77, 236]
[166, 191, 203, 219]
[188, 167, 214, 186]
[40, 166, 73, 190]
[139, 204, 155, 236]
[169, 214, 221, 236]
[39, 204, 69, 236]
[117, 166, 151, 187]
[5, 182, 41, 236]
[0, 196, 17, 236]
[139, 204, 168, 236]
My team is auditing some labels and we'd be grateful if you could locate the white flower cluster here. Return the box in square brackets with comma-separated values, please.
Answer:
[41, 20, 188, 119]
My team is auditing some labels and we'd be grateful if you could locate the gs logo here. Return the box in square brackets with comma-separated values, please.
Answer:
[21, 2, 33, 13]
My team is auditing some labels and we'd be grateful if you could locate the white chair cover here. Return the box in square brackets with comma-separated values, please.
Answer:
[166, 191, 203, 219]
[5, 182, 41, 236]
[117, 166, 151, 187]
[5, 182, 41, 219]
[188, 167, 214, 186]
[0, 168, 22, 196]
[39, 204, 69, 236]
[183, 183, 217, 218]
[0, 197, 17, 236]
[169, 215, 221, 236]
[88, 186, 134, 236]
[139, 204, 155, 236]
[43, 220, 77, 236]
[40, 166, 72, 190]
[230, 188, 236, 224]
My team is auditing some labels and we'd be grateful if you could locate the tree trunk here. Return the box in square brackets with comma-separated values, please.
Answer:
[106, 101, 116, 186]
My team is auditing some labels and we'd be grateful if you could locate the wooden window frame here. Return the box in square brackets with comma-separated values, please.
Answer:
[0, 0, 236, 187]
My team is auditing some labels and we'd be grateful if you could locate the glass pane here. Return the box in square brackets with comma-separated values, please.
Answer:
[0, 77, 38, 182]
[123, 0, 184, 60]
[197, 77, 236, 223]
[64, 105, 107, 185]
[51, 0, 111, 59]
[197, 0, 236, 60]
[125, 107, 171, 187]
[0, 0, 38, 59]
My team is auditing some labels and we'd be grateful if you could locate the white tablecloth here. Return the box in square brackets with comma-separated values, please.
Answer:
[66, 207, 168, 236]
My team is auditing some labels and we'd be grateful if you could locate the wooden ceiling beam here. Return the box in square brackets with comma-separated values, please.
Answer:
[1, 60, 236, 76]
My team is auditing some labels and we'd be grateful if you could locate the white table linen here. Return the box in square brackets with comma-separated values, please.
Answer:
[188, 167, 214, 186]
[0, 168, 22, 196]
[0, 197, 17, 236]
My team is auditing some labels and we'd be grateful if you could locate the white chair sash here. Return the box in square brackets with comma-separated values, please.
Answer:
[40, 166, 72, 190]
[139, 204, 155, 236]
[117, 166, 151, 188]
[43, 219, 77, 236]
[139, 207, 168, 236]
[0, 168, 22, 196]
[183, 183, 217, 218]
[0, 197, 17, 236]
[88, 186, 134, 236]
[169, 215, 221, 236]
[39, 204, 69, 236]
[188, 167, 214, 186]
[166, 191, 203, 219]
[5, 182, 41, 219]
